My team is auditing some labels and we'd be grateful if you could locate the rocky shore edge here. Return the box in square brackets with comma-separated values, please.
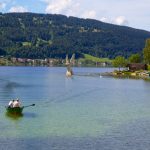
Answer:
[100, 70, 150, 81]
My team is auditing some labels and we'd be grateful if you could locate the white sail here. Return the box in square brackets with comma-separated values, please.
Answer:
[70, 53, 75, 65]
[65, 54, 75, 77]
[65, 54, 70, 65]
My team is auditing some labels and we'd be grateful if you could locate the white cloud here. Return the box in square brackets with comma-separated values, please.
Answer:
[100, 17, 109, 23]
[43, 0, 72, 14]
[9, 6, 28, 12]
[113, 16, 129, 26]
[42, 0, 96, 19]
[100, 16, 129, 26]
[0, 2, 6, 9]
[81, 10, 96, 19]
[66, 2, 80, 16]
[43, 0, 83, 18]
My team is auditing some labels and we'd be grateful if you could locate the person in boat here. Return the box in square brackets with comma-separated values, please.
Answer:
[8, 99, 15, 108]
[13, 99, 21, 108]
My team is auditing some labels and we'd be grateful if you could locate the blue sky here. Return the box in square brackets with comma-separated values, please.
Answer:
[0, 0, 149, 31]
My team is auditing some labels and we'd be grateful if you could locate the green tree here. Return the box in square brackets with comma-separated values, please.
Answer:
[113, 56, 127, 71]
[0, 48, 6, 56]
[143, 39, 150, 64]
[128, 53, 141, 63]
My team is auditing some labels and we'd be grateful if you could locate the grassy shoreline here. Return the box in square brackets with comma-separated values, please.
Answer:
[101, 70, 150, 81]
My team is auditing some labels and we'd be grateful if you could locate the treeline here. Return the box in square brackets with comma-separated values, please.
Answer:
[113, 39, 150, 69]
[0, 12, 150, 59]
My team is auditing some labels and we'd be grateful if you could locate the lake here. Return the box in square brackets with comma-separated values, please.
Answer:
[0, 66, 150, 150]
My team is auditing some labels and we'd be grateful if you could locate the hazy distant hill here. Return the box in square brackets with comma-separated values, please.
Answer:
[0, 12, 150, 59]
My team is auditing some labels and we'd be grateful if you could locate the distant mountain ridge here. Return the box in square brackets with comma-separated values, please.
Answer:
[0, 12, 150, 59]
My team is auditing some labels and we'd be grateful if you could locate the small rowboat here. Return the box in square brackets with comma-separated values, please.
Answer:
[6, 104, 35, 117]
[6, 107, 24, 115]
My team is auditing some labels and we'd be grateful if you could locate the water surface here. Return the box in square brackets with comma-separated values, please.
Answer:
[0, 67, 150, 149]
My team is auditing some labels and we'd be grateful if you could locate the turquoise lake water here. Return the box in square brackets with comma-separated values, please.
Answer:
[0, 67, 150, 150]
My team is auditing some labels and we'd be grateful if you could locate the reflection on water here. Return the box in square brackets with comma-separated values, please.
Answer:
[0, 67, 150, 149]
[6, 112, 37, 120]
[5, 112, 23, 120]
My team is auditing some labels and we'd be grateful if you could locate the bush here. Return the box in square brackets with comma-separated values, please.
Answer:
[148, 65, 150, 71]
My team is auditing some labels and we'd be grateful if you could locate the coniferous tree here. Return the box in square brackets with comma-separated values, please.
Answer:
[0, 13, 150, 59]
[143, 39, 150, 64]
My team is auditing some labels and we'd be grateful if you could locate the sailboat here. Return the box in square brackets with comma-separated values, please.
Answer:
[66, 54, 75, 77]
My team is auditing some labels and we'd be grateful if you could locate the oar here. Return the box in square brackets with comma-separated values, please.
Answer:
[23, 104, 35, 108]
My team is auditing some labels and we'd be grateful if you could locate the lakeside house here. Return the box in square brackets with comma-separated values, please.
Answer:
[127, 63, 148, 71]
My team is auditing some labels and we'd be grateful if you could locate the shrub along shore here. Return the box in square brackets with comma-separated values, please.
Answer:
[101, 70, 150, 81]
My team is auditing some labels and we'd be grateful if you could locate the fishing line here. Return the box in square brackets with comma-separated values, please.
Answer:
[35, 74, 104, 107]
[2, 73, 103, 108]
[36, 86, 102, 107]
[53, 87, 102, 104]
[35, 88, 74, 107]
[2, 86, 73, 108]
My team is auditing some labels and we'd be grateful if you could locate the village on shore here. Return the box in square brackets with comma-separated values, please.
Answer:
[0, 56, 109, 67]
[1, 56, 149, 81]
[1, 42, 150, 81]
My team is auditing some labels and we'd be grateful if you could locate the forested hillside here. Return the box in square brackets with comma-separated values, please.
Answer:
[0, 12, 150, 59]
